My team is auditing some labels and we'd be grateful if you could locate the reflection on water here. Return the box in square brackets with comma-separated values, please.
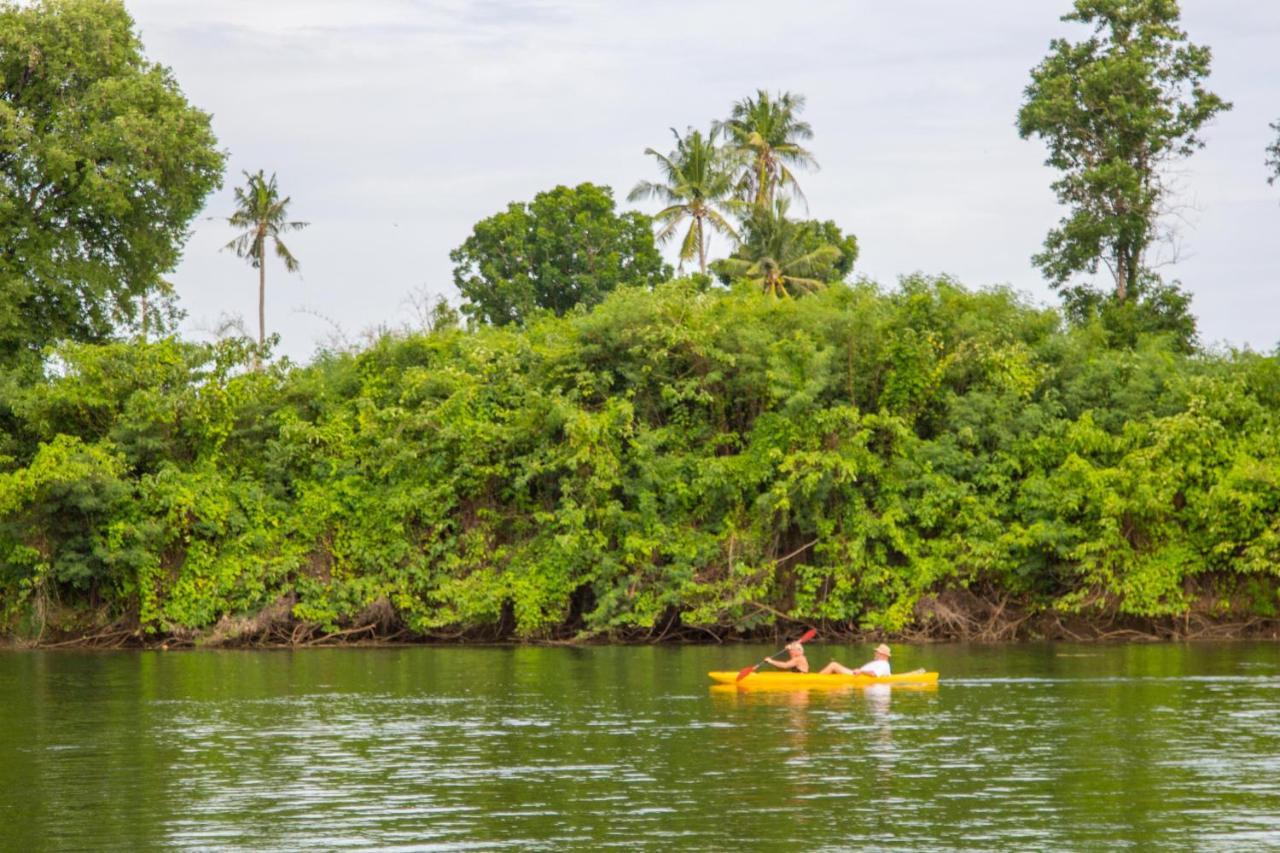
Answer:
[862, 682, 891, 715]
[0, 644, 1277, 850]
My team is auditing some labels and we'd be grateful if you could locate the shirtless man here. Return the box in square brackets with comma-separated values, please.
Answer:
[764, 641, 810, 673]
[819, 643, 891, 676]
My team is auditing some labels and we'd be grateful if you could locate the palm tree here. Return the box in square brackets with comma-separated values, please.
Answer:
[224, 170, 307, 366]
[715, 201, 841, 299]
[719, 90, 818, 209]
[628, 126, 742, 275]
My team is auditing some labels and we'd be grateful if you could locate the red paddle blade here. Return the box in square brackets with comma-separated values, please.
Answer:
[797, 628, 817, 644]
[735, 663, 758, 682]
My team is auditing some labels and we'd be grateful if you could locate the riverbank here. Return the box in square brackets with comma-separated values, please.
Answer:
[11, 588, 1279, 650]
[4, 280, 1280, 645]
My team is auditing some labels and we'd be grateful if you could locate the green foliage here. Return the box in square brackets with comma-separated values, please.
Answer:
[634, 91, 856, 304]
[1, 279, 1278, 639]
[0, 0, 224, 366]
[1017, 0, 1230, 301]
[719, 89, 817, 208]
[0, 434, 129, 592]
[1059, 273, 1198, 352]
[711, 201, 857, 297]
[451, 183, 671, 326]
[628, 126, 742, 275]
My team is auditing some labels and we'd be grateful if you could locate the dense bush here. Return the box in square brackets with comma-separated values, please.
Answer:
[1, 277, 1277, 640]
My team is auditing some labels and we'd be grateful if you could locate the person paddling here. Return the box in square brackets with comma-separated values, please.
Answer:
[819, 643, 892, 676]
[764, 641, 810, 673]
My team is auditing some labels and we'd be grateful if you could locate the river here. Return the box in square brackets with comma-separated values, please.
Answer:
[1, 642, 1277, 850]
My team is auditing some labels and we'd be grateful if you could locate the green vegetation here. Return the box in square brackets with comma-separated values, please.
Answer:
[632, 91, 850, 301]
[628, 126, 742, 275]
[2, 278, 1278, 642]
[0, 0, 223, 368]
[0, 0, 1276, 644]
[719, 89, 817, 209]
[1017, 0, 1230, 303]
[712, 202, 858, 298]
[451, 183, 670, 327]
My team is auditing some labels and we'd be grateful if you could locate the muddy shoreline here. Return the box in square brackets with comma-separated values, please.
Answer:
[8, 589, 1279, 650]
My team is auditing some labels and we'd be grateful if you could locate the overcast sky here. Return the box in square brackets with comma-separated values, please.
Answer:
[124, 0, 1280, 360]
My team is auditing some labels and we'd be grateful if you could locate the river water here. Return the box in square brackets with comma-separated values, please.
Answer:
[1, 642, 1277, 850]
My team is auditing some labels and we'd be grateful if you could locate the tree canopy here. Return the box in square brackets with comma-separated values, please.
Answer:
[451, 183, 670, 326]
[0, 0, 224, 365]
[712, 202, 858, 297]
[1017, 0, 1229, 302]
[719, 90, 817, 209]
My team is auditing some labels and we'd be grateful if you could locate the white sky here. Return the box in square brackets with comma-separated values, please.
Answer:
[124, 0, 1280, 360]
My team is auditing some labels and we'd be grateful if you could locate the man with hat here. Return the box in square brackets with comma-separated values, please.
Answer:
[818, 644, 892, 676]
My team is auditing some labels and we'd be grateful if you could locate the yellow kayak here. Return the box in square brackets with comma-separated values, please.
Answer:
[708, 670, 939, 689]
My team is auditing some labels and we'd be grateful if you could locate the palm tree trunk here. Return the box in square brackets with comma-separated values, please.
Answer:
[697, 215, 707, 275]
[257, 239, 266, 370]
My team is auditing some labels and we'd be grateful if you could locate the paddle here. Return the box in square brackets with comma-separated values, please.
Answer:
[736, 628, 817, 682]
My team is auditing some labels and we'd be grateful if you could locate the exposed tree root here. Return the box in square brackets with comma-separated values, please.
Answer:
[305, 623, 377, 646]
[908, 588, 1280, 643]
[41, 627, 136, 649]
[202, 595, 297, 647]
[19, 585, 1280, 649]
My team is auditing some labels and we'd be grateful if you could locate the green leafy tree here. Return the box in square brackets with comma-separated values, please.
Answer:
[711, 201, 856, 298]
[1017, 0, 1230, 302]
[1060, 272, 1198, 353]
[1267, 119, 1280, 188]
[451, 183, 670, 326]
[719, 89, 818, 209]
[0, 0, 224, 366]
[224, 170, 308, 365]
[628, 126, 742, 275]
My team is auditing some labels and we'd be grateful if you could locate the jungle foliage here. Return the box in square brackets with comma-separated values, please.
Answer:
[2, 278, 1278, 642]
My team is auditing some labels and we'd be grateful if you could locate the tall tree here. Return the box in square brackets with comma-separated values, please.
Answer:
[1267, 119, 1280, 189]
[712, 201, 854, 299]
[224, 170, 307, 365]
[628, 126, 742, 275]
[719, 90, 818, 209]
[0, 0, 224, 366]
[1017, 0, 1230, 302]
[451, 183, 670, 326]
